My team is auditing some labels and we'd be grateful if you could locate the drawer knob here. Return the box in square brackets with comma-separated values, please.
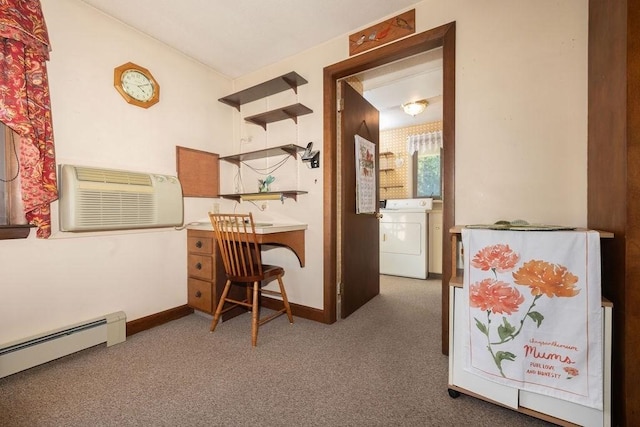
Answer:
[195, 262, 202, 270]
[195, 240, 203, 248]
[195, 291, 202, 298]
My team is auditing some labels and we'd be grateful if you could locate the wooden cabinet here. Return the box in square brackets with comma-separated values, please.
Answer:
[186, 229, 244, 319]
[187, 229, 218, 314]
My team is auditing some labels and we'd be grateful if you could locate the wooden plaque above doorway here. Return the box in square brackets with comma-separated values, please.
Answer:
[348, 9, 416, 56]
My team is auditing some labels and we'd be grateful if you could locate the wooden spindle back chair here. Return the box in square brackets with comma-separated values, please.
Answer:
[208, 212, 293, 346]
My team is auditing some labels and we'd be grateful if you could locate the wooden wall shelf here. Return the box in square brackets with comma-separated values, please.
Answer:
[220, 144, 306, 165]
[220, 144, 308, 202]
[379, 151, 396, 172]
[0, 224, 33, 240]
[244, 103, 313, 130]
[218, 72, 308, 111]
[218, 73, 311, 201]
[219, 191, 308, 202]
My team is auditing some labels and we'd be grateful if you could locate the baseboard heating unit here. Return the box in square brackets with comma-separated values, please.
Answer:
[0, 311, 126, 378]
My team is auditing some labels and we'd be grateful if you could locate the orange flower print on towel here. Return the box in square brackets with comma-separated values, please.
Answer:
[563, 366, 579, 379]
[470, 279, 524, 315]
[469, 243, 582, 378]
[512, 260, 580, 298]
[471, 244, 520, 274]
[469, 244, 524, 377]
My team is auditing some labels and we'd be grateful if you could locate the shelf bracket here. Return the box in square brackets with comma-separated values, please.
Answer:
[282, 108, 299, 124]
[280, 146, 300, 158]
[245, 118, 268, 130]
[281, 76, 298, 94]
[227, 101, 241, 112]
[224, 158, 241, 167]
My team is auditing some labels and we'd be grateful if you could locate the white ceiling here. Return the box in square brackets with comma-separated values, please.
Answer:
[359, 49, 443, 130]
[79, 0, 419, 78]
[78, 0, 441, 130]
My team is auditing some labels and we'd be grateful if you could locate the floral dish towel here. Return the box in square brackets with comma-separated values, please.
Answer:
[461, 228, 603, 410]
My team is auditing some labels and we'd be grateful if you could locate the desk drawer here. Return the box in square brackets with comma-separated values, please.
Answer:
[188, 254, 212, 279]
[188, 235, 213, 254]
[188, 278, 213, 313]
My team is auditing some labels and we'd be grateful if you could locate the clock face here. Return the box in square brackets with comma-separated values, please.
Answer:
[121, 69, 155, 102]
[114, 62, 160, 108]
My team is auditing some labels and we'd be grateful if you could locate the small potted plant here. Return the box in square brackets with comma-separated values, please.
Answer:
[258, 175, 275, 193]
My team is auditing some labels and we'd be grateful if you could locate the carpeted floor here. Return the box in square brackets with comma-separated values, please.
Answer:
[0, 276, 555, 426]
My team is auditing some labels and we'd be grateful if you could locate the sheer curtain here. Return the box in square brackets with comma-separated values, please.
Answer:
[0, 0, 58, 238]
[406, 130, 443, 155]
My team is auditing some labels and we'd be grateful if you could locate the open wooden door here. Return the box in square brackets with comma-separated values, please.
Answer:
[339, 81, 380, 318]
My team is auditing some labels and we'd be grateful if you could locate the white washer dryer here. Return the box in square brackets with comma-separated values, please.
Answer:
[379, 198, 433, 279]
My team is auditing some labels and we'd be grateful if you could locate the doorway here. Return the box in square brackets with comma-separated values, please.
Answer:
[322, 22, 456, 354]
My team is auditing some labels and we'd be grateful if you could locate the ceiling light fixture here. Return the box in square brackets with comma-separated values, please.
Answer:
[402, 99, 428, 116]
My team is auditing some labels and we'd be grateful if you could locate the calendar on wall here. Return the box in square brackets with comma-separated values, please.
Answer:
[355, 135, 376, 214]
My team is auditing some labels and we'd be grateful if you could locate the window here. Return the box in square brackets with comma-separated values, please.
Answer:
[413, 149, 442, 199]
[0, 122, 25, 226]
[0, 124, 6, 224]
[1, 122, 10, 224]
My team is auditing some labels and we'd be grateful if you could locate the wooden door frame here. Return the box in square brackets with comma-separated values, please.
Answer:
[322, 22, 456, 353]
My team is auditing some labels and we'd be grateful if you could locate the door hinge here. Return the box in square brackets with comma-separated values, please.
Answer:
[337, 98, 344, 112]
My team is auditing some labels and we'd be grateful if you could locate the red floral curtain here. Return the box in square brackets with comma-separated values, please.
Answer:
[0, 0, 57, 238]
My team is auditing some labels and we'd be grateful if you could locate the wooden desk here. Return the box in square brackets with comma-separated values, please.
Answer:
[253, 229, 306, 267]
[186, 223, 307, 317]
[188, 222, 307, 267]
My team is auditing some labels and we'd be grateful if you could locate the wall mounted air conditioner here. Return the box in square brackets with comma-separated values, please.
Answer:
[59, 164, 183, 232]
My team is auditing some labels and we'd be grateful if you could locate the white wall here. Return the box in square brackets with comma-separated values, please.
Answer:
[225, 0, 588, 310]
[0, 0, 232, 343]
[448, 1, 588, 225]
[0, 0, 589, 343]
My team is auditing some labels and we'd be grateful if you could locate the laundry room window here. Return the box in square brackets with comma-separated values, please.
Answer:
[413, 149, 442, 199]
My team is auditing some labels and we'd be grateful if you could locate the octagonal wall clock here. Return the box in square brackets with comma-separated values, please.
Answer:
[113, 62, 160, 108]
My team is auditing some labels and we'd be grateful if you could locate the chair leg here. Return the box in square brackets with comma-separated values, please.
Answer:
[211, 279, 232, 332]
[277, 275, 294, 324]
[251, 281, 259, 346]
